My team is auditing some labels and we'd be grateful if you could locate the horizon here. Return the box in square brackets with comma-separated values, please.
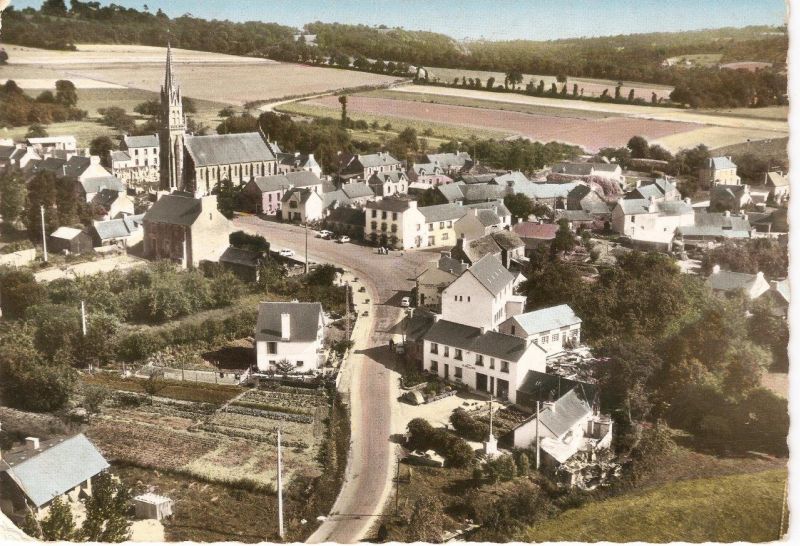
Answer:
[8, 0, 787, 42]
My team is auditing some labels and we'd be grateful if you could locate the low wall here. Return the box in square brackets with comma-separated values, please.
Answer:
[0, 248, 36, 268]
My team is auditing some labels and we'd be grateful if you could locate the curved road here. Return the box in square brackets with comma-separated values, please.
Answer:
[232, 216, 433, 543]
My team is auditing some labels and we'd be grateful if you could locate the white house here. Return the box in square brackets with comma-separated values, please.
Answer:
[512, 388, 613, 466]
[255, 302, 325, 373]
[280, 187, 325, 223]
[499, 304, 581, 356]
[611, 198, 694, 249]
[415, 251, 469, 310]
[422, 317, 546, 402]
[368, 171, 408, 198]
[364, 197, 427, 249]
[699, 156, 740, 187]
[26, 135, 77, 157]
[707, 266, 771, 300]
[441, 254, 524, 330]
[454, 207, 505, 241]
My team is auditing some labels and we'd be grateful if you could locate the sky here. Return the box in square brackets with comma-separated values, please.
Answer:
[8, 0, 788, 41]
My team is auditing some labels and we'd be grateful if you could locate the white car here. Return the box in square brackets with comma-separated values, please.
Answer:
[400, 296, 411, 307]
[278, 249, 295, 257]
[337, 235, 351, 244]
[318, 230, 333, 239]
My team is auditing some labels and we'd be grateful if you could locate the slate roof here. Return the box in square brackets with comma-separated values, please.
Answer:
[220, 246, 262, 267]
[552, 162, 593, 176]
[474, 209, 501, 226]
[556, 209, 595, 222]
[617, 198, 693, 216]
[143, 193, 204, 226]
[93, 214, 144, 241]
[184, 132, 276, 167]
[466, 254, 514, 296]
[424, 151, 471, 170]
[437, 183, 466, 202]
[523, 181, 583, 200]
[29, 157, 67, 174]
[409, 162, 442, 175]
[419, 203, 468, 223]
[678, 212, 752, 239]
[535, 389, 593, 439]
[255, 302, 322, 343]
[79, 176, 125, 195]
[773, 279, 790, 303]
[513, 222, 559, 240]
[50, 226, 84, 240]
[493, 171, 530, 187]
[250, 171, 321, 193]
[437, 254, 469, 276]
[1, 434, 109, 508]
[464, 201, 511, 218]
[341, 152, 400, 172]
[281, 187, 319, 204]
[708, 156, 737, 170]
[341, 182, 374, 199]
[365, 197, 416, 213]
[509, 304, 581, 335]
[370, 171, 406, 183]
[516, 370, 596, 403]
[708, 270, 762, 292]
[325, 207, 365, 226]
[123, 134, 159, 148]
[765, 171, 789, 187]
[423, 319, 535, 362]
[0, 145, 18, 161]
[110, 150, 131, 163]
[461, 183, 508, 202]
[459, 173, 497, 185]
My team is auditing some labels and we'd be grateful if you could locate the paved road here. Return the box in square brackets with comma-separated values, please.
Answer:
[232, 216, 433, 543]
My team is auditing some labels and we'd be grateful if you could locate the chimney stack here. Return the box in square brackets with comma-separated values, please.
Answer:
[281, 313, 291, 340]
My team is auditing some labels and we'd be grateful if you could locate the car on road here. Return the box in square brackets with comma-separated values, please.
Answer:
[400, 296, 411, 307]
[358, 286, 366, 293]
[337, 235, 350, 243]
[278, 249, 294, 257]
[318, 230, 333, 239]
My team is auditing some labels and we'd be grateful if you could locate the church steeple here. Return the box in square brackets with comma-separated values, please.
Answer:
[160, 42, 186, 192]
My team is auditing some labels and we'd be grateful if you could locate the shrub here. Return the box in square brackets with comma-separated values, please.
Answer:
[450, 407, 489, 441]
[484, 454, 517, 483]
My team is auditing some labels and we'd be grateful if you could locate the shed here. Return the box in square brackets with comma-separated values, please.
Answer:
[49, 227, 93, 255]
[134, 493, 174, 520]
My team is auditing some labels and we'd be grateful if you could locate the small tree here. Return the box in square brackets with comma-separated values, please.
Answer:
[484, 454, 517, 483]
[550, 218, 576, 257]
[628, 88, 635, 102]
[486, 76, 495, 90]
[79, 472, 132, 542]
[26, 123, 48, 139]
[503, 193, 534, 223]
[83, 384, 110, 415]
[516, 451, 531, 476]
[338, 95, 348, 127]
[275, 358, 295, 374]
[40, 496, 76, 541]
[55, 80, 78, 107]
[143, 368, 165, 399]
[406, 496, 445, 542]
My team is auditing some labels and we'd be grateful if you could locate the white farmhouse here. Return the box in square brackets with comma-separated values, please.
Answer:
[255, 302, 325, 373]
[441, 254, 525, 330]
[364, 197, 426, 249]
[499, 304, 581, 356]
[422, 317, 546, 402]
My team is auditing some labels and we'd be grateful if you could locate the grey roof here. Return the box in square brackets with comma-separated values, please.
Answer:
[255, 302, 322, 342]
[537, 389, 592, 438]
[437, 183, 466, 202]
[143, 193, 204, 226]
[365, 197, 416, 213]
[110, 150, 131, 162]
[556, 209, 595, 222]
[678, 212, 752, 239]
[464, 200, 511, 218]
[423, 319, 533, 362]
[708, 270, 761, 292]
[0, 145, 15, 160]
[2, 434, 109, 508]
[460, 173, 497, 185]
[766, 171, 789, 187]
[773, 279, 790, 303]
[370, 171, 406, 184]
[517, 370, 595, 403]
[523, 181, 583, 200]
[493, 171, 530, 187]
[658, 200, 694, 215]
[465, 254, 514, 296]
[30, 157, 67, 174]
[91, 188, 125, 209]
[80, 176, 125, 195]
[630, 183, 664, 201]
[277, 152, 319, 170]
[281, 186, 320, 204]
[437, 254, 469, 276]
[123, 134, 159, 148]
[251, 171, 321, 193]
[708, 156, 737, 170]
[341, 182, 374, 199]
[93, 214, 144, 241]
[424, 152, 471, 170]
[419, 203, 467, 223]
[184, 132, 276, 167]
[553, 162, 620, 176]
[461, 183, 508, 202]
[507, 304, 581, 336]
[220, 246, 262, 267]
[409, 162, 442, 175]
[474, 209, 501, 226]
[341, 152, 400, 172]
[617, 198, 692, 216]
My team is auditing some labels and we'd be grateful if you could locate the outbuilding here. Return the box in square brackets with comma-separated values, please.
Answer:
[49, 227, 93, 255]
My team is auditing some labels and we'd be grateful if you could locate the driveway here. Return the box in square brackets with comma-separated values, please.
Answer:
[232, 216, 434, 542]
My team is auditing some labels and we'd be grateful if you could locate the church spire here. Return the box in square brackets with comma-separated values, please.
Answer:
[164, 41, 174, 91]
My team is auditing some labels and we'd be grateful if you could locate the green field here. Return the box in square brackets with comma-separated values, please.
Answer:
[712, 136, 788, 161]
[360, 89, 612, 119]
[522, 469, 788, 543]
[665, 53, 724, 67]
[276, 100, 508, 141]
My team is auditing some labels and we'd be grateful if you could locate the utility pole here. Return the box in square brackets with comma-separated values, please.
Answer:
[345, 282, 351, 340]
[277, 428, 285, 540]
[394, 456, 401, 516]
[81, 301, 90, 373]
[535, 401, 541, 470]
[40, 205, 48, 262]
[304, 222, 309, 274]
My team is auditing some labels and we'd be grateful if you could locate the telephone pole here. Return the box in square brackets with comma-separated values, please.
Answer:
[535, 401, 541, 470]
[304, 222, 309, 274]
[345, 282, 351, 340]
[81, 301, 91, 373]
[394, 456, 401, 516]
[277, 428, 285, 540]
[40, 205, 48, 262]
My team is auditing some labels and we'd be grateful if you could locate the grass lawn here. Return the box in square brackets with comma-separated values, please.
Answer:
[522, 468, 788, 543]
[276, 101, 508, 142]
[361, 89, 612, 119]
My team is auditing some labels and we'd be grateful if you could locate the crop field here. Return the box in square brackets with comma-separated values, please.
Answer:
[300, 94, 700, 152]
[424, 65, 674, 101]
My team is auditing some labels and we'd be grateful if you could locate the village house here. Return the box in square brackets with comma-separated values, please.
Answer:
[219, 246, 265, 283]
[415, 251, 469, 310]
[566, 185, 611, 218]
[512, 388, 613, 469]
[276, 151, 322, 177]
[0, 143, 40, 172]
[0, 435, 110, 522]
[91, 214, 145, 247]
[758, 278, 790, 318]
[419, 203, 467, 248]
[454, 207, 505, 240]
[31, 154, 114, 184]
[368, 170, 409, 198]
[406, 162, 453, 186]
[499, 304, 582, 356]
[551, 161, 624, 188]
[240, 170, 324, 215]
[676, 211, 754, 244]
[763, 171, 790, 202]
[699, 156, 741, 187]
[75, 174, 126, 204]
[49, 227, 93, 255]
[441, 254, 525, 330]
[421, 317, 546, 402]
[452, 230, 525, 269]
[338, 151, 402, 182]
[364, 197, 426, 249]
[514, 370, 595, 410]
[26, 135, 77, 158]
[183, 132, 279, 194]
[513, 222, 559, 254]
[710, 184, 752, 213]
[323, 207, 366, 239]
[423, 151, 472, 175]
[142, 192, 232, 268]
[281, 187, 325, 223]
[611, 198, 695, 250]
[625, 177, 681, 202]
[707, 265, 771, 300]
[111, 134, 160, 190]
[91, 188, 135, 220]
[520, 181, 585, 209]
[323, 182, 375, 210]
[254, 301, 325, 373]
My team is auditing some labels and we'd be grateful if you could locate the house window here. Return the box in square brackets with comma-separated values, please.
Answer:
[490, 358, 495, 369]
[476, 354, 484, 366]
[455, 366, 463, 379]
[430, 343, 438, 355]
[467, 296, 470, 302]
[552, 333, 559, 342]
[382, 211, 387, 220]
[381, 223, 387, 232]
[447, 220, 453, 228]
[454, 349, 463, 361]
[391, 224, 397, 233]
[439, 221, 445, 229]
[296, 361, 303, 367]
[501, 361, 509, 373]
[372, 210, 377, 218]
[430, 360, 438, 373]
[267, 342, 277, 354]
[429, 223, 434, 230]
[541, 335, 549, 343]
[443, 346, 450, 357]
[371, 221, 377, 230]
[442, 233, 449, 241]
[392, 212, 398, 220]
[511, 325, 516, 335]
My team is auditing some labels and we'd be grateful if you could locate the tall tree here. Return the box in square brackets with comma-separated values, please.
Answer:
[79, 472, 132, 542]
[0, 171, 27, 230]
[338, 95, 348, 127]
[503, 193, 534, 223]
[550, 218, 576, 257]
[55, 80, 78, 107]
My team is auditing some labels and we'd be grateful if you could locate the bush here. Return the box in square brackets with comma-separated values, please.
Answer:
[484, 454, 517, 483]
[450, 407, 489, 441]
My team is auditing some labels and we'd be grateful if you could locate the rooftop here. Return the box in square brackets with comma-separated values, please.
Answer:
[465, 254, 515, 296]
[424, 318, 538, 362]
[508, 304, 582, 336]
[184, 132, 276, 167]
[255, 302, 323, 343]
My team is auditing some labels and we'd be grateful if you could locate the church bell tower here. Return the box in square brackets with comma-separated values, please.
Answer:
[160, 43, 186, 191]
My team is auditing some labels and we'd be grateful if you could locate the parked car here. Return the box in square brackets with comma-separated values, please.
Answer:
[400, 296, 411, 307]
[278, 249, 294, 257]
[358, 286, 366, 293]
[337, 235, 351, 244]
[318, 230, 333, 239]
